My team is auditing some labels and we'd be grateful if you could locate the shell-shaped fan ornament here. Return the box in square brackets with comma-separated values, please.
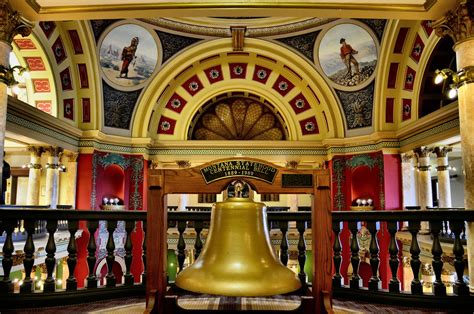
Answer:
[191, 97, 285, 140]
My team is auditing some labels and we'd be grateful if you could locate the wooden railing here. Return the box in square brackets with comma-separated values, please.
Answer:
[331, 209, 474, 309]
[1, 207, 473, 311]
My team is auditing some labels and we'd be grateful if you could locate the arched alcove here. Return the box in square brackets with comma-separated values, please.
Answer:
[101, 164, 125, 204]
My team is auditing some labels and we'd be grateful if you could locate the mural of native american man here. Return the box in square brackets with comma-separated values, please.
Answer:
[120, 37, 139, 78]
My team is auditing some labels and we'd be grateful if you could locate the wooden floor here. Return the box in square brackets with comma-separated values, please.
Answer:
[1, 296, 463, 313]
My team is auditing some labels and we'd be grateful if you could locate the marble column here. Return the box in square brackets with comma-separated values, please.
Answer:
[26, 146, 44, 205]
[44, 146, 63, 208]
[0, 1, 33, 193]
[434, 147, 453, 208]
[59, 152, 78, 207]
[401, 153, 419, 229]
[433, 0, 474, 293]
[414, 146, 433, 233]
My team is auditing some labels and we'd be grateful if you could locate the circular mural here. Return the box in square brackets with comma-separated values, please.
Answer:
[317, 22, 377, 89]
[99, 24, 158, 89]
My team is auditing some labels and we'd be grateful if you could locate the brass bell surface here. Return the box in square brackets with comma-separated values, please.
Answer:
[175, 197, 301, 296]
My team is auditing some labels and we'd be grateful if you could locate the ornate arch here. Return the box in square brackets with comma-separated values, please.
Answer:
[132, 38, 344, 141]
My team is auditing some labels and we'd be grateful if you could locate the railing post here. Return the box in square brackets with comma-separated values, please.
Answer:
[332, 220, 343, 288]
[348, 221, 361, 289]
[0, 219, 16, 293]
[429, 219, 446, 296]
[296, 220, 307, 286]
[408, 220, 422, 295]
[66, 219, 79, 291]
[194, 220, 203, 260]
[279, 220, 289, 266]
[450, 219, 468, 296]
[21, 219, 36, 293]
[142, 220, 147, 285]
[177, 220, 187, 272]
[124, 220, 136, 286]
[106, 220, 117, 287]
[43, 219, 58, 293]
[367, 221, 381, 291]
[387, 221, 400, 293]
[86, 220, 99, 289]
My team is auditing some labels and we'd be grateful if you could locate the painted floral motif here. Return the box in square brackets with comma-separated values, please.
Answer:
[278, 81, 289, 91]
[209, 69, 220, 79]
[233, 65, 244, 76]
[305, 121, 315, 132]
[171, 98, 181, 109]
[189, 81, 199, 91]
[257, 69, 267, 80]
[161, 120, 171, 131]
[295, 98, 305, 109]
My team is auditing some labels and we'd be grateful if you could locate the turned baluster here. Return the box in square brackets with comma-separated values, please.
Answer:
[332, 220, 343, 288]
[296, 220, 307, 285]
[142, 220, 147, 285]
[194, 220, 203, 260]
[367, 221, 381, 291]
[348, 221, 361, 289]
[450, 220, 468, 296]
[279, 221, 289, 266]
[124, 220, 136, 286]
[429, 220, 446, 296]
[21, 220, 36, 293]
[177, 220, 187, 272]
[66, 220, 79, 290]
[106, 220, 117, 287]
[86, 220, 99, 288]
[43, 220, 58, 292]
[408, 220, 422, 295]
[387, 221, 400, 293]
[0, 220, 16, 293]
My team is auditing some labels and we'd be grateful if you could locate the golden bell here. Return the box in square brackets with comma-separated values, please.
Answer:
[175, 188, 301, 296]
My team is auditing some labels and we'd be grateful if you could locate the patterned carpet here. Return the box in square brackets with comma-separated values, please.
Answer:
[1, 296, 462, 313]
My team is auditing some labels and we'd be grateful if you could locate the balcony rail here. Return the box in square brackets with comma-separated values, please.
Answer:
[0, 207, 473, 311]
[331, 209, 474, 309]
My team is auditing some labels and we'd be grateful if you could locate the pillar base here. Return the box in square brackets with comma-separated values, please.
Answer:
[87, 278, 98, 289]
[454, 283, 469, 296]
[332, 277, 343, 288]
[20, 280, 34, 293]
[124, 274, 134, 286]
[411, 282, 423, 295]
[349, 278, 362, 289]
[388, 280, 400, 293]
[368, 280, 382, 291]
[0, 281, 13, 294]
[433, 282, 447, 296]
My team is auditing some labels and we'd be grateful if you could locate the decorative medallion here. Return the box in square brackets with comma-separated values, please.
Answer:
[410, 34, 425, 63]
[229, 63, 247, 79]
[60, 67, 73, 91]
[51, 36, 67, 64]
[299, 116, 319, 135]
[289, 93, 310, 114]
[39, 21, 56, 39]
[253, 65, 271, 84]
[165, 93, 187, 113]
[182, 75, 203, 96]
[421, 20, 433, 37]
[157, 116, 176, 135]
[272, 75, 294, 96]
[205, 65, 223, 84]
[402, 98, 412, 121]
[404, 66, 416, 90]
[317, 21, 378, 90]
[99, 23, 158, 89]
[63, 99, 74, 120]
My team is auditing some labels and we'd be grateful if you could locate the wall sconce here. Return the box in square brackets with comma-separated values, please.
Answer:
[22, 163, 42, 170]
[45, 163, 67, 172]
[434, 66, 474, 99]
[0, 64, 30, 90]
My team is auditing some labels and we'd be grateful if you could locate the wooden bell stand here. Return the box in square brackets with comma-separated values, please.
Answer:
[145, 158, 332, 313]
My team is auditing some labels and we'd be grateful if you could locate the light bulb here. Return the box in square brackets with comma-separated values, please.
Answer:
[434, 73, 444, 84]
[448, 87, 458, 99]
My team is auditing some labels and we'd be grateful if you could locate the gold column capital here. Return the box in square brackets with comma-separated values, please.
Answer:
[432, 0, 474, 45]
[27, 145, 45, 157]
[434, 146, 453, 158]
[62, 152, 79, 162]
[0, 0, 33, 44]
[176, 160, 191, 168]
[413, 146, 433, 158]
[45, 146, 64, 158]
